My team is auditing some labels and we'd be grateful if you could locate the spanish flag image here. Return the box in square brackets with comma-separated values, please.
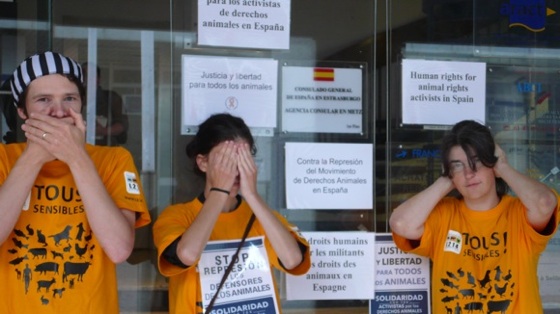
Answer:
[313, 68, 334, 81]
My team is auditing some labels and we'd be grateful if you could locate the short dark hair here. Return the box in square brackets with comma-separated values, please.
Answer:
[441, 120, 508, 197]
[186, 113, 256, 176]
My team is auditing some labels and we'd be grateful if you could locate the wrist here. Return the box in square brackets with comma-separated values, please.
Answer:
[436, 175, 454, 193]
[210, 187, 230, 195]
[493, 161, 510, 178]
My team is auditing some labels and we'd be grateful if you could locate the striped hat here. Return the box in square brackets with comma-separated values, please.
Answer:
[10, 51, 83, 107]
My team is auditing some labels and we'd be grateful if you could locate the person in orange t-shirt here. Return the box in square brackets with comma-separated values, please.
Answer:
[390, 120, 559, 314]
[153, 113, 310, 314]
[0, 51, 150, 313]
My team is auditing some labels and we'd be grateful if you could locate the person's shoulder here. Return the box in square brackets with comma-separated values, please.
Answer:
[430, 196, 463, 215]
[87, 144, 134, 162]
[88, 144, 130, 153]
[499, 194, 522, 207]
[438, 196, 462, 206]
[1, 142, 24, 148]
[0, 142, 25, 154]
[158, 199, 200, 219]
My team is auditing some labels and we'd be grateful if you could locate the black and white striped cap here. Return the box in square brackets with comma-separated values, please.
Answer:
[10, 51, 83, 107]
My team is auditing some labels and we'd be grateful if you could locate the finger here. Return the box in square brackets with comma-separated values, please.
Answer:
[236, 145, 257, 193]
[21, 120, 50, 141]
[209, 142, 238, 179]
[237, 149, 257, 186]
[221, 141, 238, 170]
[238, 144, 256, 171]
[23, 129, 51, 149]
[23, 116, 53, 135]
[237, 150, 249, 174]
[25, 113, 72, 136]
[68, 108, 86, 131]
[210, 141, 231, 168]
[208, 142, 238, 188]
[237, 153, 249, 176]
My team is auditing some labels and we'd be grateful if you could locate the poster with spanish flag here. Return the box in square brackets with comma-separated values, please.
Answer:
[281, 65, 364, 134]
[313, 68, 335, 81]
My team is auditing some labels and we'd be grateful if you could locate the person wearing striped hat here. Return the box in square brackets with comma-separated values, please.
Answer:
[0, 51, 151, 313]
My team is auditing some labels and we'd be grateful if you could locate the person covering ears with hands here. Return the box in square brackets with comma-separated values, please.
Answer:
[389, 120, 559, 313]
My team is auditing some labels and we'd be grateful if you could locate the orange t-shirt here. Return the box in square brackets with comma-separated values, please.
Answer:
[0, 143, 150, 313]
[153, 197, 311, 314]
[393, 195, 559, 314]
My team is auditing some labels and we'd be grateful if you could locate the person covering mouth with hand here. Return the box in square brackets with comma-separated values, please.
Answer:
[0, 51, 150, 313]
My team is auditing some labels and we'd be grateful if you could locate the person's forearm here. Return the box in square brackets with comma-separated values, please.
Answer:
[177, 191, 228, 265]
[243, 193, 303, 269]
[496, 162, 557, 225]
[0, 152, 43, 244]
[67, 152, 135, 263]
[390, 176, 453, 240]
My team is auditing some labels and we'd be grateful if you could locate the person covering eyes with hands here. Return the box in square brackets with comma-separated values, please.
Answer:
[0, 51, 150, 313]
[389, 120, 559, 314]
[153, 113, 311, 314]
